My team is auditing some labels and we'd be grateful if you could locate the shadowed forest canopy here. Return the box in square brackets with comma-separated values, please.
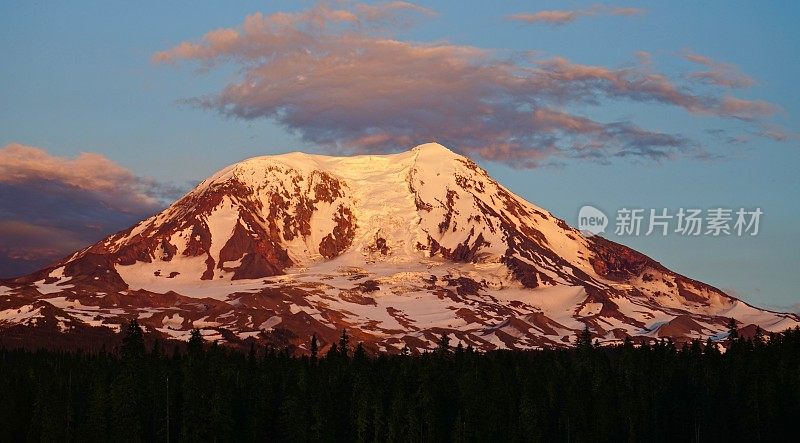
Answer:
[1, 322, 799, 441]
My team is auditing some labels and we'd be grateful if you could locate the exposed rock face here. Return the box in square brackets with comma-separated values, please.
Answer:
[1, 143, 797, 353]
[65, 159, 357, 281]
[588, 237, 651, 281]
[319, 206, 356, 258]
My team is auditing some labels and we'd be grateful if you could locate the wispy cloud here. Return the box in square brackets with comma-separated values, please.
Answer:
[0, 144, 182, 277]
[153, 2, 782, 167]
[508, 5, 645, 25]
[756, 123, 798, 142]
[683, 51, 755, 89]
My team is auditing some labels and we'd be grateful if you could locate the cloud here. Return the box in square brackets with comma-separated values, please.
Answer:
[715, 96, 777, 121]
[529, 108, 692, 162]
[706, 124, 796, 145]
[508, 5, 645, 25]
[0, 144, 180, 277]
[508, 10, 581, 25]
[755, 124, 797, 142]
[0, 220, 90, 277]
[683, 51, 755, 89]
[153, 2, 782, 167]
[353, 1, 436, 23]
[0, 143, 182, 213]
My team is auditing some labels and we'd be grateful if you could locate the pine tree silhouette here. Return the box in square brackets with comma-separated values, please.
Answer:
[338, 329, 350, 358]
[326, 343, 339, 360]
[310, 334, 318, 362]
[187, 328, 203, 356]
[121, 319, 145, 359]
[575, 325, 593, 350]
[2, 326, 800, 441]
[353, 343, 367, 362]
[727, 318, 739, 341]
[437, 332, 451, 354]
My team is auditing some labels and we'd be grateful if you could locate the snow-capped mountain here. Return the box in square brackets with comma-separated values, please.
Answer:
[1, 143, 797, 352]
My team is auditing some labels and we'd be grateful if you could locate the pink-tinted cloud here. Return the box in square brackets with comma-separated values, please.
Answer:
[753, 123, 799, 142]
[0, 143, 179, 213]
[508, 5, 645, 25]
[509, 10, 581, 25]
[684, 51, 755, 89]
[153, 2, 781, 166]
[0, 144, 183, 277]
[529, 57, 775, 120]
[716, 96, 778, 120]
[354, 1, 436, 22]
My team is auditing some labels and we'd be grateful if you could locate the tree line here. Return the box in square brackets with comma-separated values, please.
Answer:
[1, 321, 798, 442]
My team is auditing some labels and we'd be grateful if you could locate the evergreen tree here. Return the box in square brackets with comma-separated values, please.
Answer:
[727, 318, 739, 341]
[121, 319, 145, 359]
[575, 325, 593, 350]
[310, 334, 318, 362]
[689, 338, 703, 357]
[326, 343, 339, 360]
[437, 332, 451, 354]
[623, 335, 634, 350]
[704, 338, 720, 356]
[86, 375, 109, 438]
[338, 329, 350, 358]
[353, 343, 367, 362]
[247, 342, 257, 366]
[187, 328, 203, 356]
[112, 321, 146, 440]
[2, 323, 800, 441]
[151, 339, 162, 358]
[753, 326, 765, 348]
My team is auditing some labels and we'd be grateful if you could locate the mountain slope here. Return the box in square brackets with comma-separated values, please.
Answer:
[1, 143, 797, 352]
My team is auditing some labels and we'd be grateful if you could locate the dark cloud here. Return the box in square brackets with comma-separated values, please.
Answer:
[0, 144, 180, 278]
[153, 2, 782, 167]
[0, 220, 89, 277]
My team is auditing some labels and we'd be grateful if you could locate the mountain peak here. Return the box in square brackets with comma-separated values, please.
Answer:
[411, 142, 458, 155]
[411, 142, 469, 165]
[2, 144, 797, 352]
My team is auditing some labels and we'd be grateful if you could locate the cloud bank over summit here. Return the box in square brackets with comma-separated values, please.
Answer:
[154, 1, 782, 167]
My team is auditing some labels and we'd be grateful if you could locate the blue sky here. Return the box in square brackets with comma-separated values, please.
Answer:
[1, 1, 798, 310]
